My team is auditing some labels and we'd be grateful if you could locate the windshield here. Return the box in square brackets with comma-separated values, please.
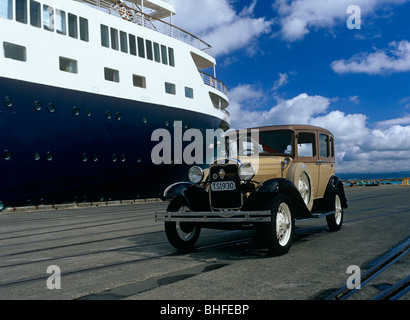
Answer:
[227, 130, 293, 157]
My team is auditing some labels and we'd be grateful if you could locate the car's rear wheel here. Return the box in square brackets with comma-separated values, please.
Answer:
[165, 197, 201, 250]
[264, 194, 295, 256]
[326, 190, 344, 231]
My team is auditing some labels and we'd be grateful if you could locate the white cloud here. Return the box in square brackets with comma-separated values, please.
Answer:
[228, 84, 410, 173]
[273, 0, 410, 42]
[171, 0, 272, 57]
[331, 40, 410, 74]
[272, 73, 289, 91]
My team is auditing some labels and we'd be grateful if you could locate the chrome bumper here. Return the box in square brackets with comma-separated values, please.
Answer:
[155, 211, 272, 223]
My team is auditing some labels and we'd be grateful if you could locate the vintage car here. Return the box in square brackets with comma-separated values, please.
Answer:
[156, 125, 348, 256]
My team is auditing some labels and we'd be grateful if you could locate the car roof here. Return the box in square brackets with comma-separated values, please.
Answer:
[228, 125, 333, 136]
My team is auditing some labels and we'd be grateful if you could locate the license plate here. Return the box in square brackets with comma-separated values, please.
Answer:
[211, 181, 236, 191]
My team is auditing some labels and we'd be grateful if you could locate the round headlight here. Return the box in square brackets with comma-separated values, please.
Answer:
[188, 166, 204, 184]
[238, 163, 256, 181]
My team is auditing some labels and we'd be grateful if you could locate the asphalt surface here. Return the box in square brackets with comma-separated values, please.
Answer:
[0, 185, 408, 301]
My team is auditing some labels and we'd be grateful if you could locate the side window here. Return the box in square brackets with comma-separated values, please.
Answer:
[165, 82, 176, 95]
[29, 0, 41, 28]
[104, 67, 119, 83]
[110, 27, 118, 50]
[297, 132, 316, 158]
[16, 0, 27, 24]
[68, 13, 78, 38]
[161, 45, 168, 65]
[0, 0, 13, 20]
[137, 37, 145, 58]
[55, 9, 66, 35]
[59, 57, 77, 74]
[4, 42, 27, 61]
[129, 34, 136, 55]
[43, 4, 54, 31]
[101, 24, 109, 47]
[319, 134, 329, 158]
[133, 74, 146, 88]
[120, 31, 128, 53]
[153, 42, 160, 62]
[146, 39, 153, 60]
[79, 17, 89, 42]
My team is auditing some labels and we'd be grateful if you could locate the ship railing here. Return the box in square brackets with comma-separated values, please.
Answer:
[199, 71, 229, 97]
[74, 0, 213, 54]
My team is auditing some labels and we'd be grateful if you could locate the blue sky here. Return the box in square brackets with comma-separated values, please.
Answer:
[173, 0, 410, 174]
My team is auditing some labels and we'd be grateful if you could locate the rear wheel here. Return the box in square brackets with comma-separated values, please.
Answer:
[326, 190, 343, 231]
[264, 194, 295, 256]
[165, 197, 201, 250]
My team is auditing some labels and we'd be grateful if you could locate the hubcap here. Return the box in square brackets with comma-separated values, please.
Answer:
[276, 203, 292, 246]
[176, 206, 197, 241]
[335, 195, 342, 225]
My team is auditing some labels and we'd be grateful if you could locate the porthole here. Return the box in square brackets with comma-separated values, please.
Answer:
[120, 154, 126, 162]
[112, 154, 118, 162]
[142, 117, 147, 124]
[33, 101, 42, 111]
[86, 109, 92, 117]
[116, 112, 122, 121]
[165, 120, 169, 126]
[73, 106, 80, 116]
[82, 153, 88, 162]
[93, 155, 99, 162]
[2, 150, 11, 161]
[106, 111, 112, 120]
[46, 152, 53, 161]
[47, 103, 55, 113]
[34, 152, 40, 161]
[137, 157, 142, 163]
[3, 97, 13, 108]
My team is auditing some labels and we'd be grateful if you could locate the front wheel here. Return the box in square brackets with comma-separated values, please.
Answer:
[326, 191, 344, 232]
[263, 194, 295, 256]
[164, 197, 201, 250]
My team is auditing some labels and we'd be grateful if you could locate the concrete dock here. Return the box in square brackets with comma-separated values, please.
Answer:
[0, 185, 408, 301]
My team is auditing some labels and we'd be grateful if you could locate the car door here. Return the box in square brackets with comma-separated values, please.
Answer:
[317, 132, 335, 198]
[295, 130, 319, 200]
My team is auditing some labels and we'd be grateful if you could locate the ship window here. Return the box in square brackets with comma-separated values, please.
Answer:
[30, 0, 40, 28]
[161, 45, 168, 65]
[55, 9, 66, 35]
[59, 57, 78, 74]
[110, 27, 118, 50]
[79, 17, 89, 42]
[153, 42, 160, 62]
[165, 82, 176, 95]
[43, 5, 54, 31]
[168, 47, 175, 67]
[129, 34, 136, 55]
[68, 13, 78, 38]
[185, 87, 194, 99]
[137, 37, 145, 58]
[16, 0, 27, 24]
[2, 150, 11, 161]
[146, 40, 153, 60]
[3, 42, 26, 62]
[100, 24, 109, 48]
[0, 0, 12, 19]
[104, 67, 119, 83]
[120, 31, 127, 53]
[133, 74, 146, 88]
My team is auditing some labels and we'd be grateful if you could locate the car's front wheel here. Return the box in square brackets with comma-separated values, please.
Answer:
[164, 197, 201, 250]
[264, 194, 295, 256]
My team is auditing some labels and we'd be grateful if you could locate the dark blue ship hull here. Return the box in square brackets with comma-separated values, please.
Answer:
[0, 77, 227, 207]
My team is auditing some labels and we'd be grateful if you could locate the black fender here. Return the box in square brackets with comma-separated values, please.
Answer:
[162, 182, 193, 200]
[164, 182, 211, 212]
[312, 176, 348, 213]
[243, 179, 314, 220]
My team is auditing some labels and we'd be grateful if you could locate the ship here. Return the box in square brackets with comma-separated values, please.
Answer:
[0, 0, 230, 209]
